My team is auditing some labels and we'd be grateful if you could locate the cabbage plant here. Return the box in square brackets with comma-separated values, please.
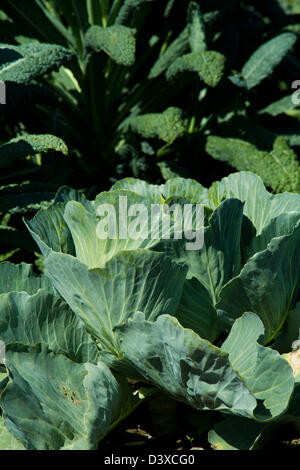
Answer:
[0, 171, 299, 450]
[1, 0, 300, 267]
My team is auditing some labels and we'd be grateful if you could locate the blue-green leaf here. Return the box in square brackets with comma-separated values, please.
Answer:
[0, 262, 52, 295]
[114, 313, 258, 417]
[208, 416, 264, 450]
[1, 344, 137, 450]
[44, 250, 187, 354]
[154, 199, 243, 341]
[218, 221, 300, 343]
[242, 33, 297, 89]
[0, 416, 25, 450]
[0, 43, 74, 84]
[114, 312, 294, 421]
[0, 290, 99, 364]
[25, 203, 76, 258]
[222, 313, 294, 420]
[208, 172, 300, 234]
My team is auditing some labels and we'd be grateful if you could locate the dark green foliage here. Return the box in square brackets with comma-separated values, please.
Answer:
[0, 0, 299, 195]
[0, 43, 75, 84]
[84, 25, 136, 66]
[129, 107, 186, 144]
[0, 1, 300, 450]
[206, 135, 300, 192]
[166, 51, 226, 87]
[0, 134, 68, 169]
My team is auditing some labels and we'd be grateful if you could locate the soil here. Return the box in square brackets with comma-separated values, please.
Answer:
[99, 399, 300, 452]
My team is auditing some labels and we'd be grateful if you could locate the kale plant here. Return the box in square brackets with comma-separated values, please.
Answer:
[1, 0, 300, 264]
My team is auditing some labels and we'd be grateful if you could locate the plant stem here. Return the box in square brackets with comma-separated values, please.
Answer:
[87, 0, 104, 26]
[108, 0, 122, 25]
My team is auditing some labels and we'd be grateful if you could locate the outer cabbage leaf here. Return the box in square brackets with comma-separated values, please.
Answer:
[66, 195, 168, 268]
[27, 178, 208, 269]
[28, 188, 187, 269]
[110, 176, 209, 205]
[0, 416, 25, 450]
[273, 302, 300, 353]
[70, 188, 199, 268]
[245, 211, 300, 260]
[114, 312, 257, 417]
[25, 203, 76, 258]
[114, 312, 294, 421]
[208, 172, 300, 234]
[208, 416, 264, 450]
[44, 249, 187, 354]
[209, 347, 299, 451]
[0, 262, 52, 294]
[0, 344, 138, 450]
[110, 178, 163, 202]
[54, 186, 94, 211]
[176, 279, 218, 342]
[154, 199, 243, 340]
[162, 178, 209, 205]
[0, 290, 99, 364]
[222, 313, 294, 420]
[217, 221, 300, 343]
[25, 187, 94, 258]
[169, 199, 243, 297]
